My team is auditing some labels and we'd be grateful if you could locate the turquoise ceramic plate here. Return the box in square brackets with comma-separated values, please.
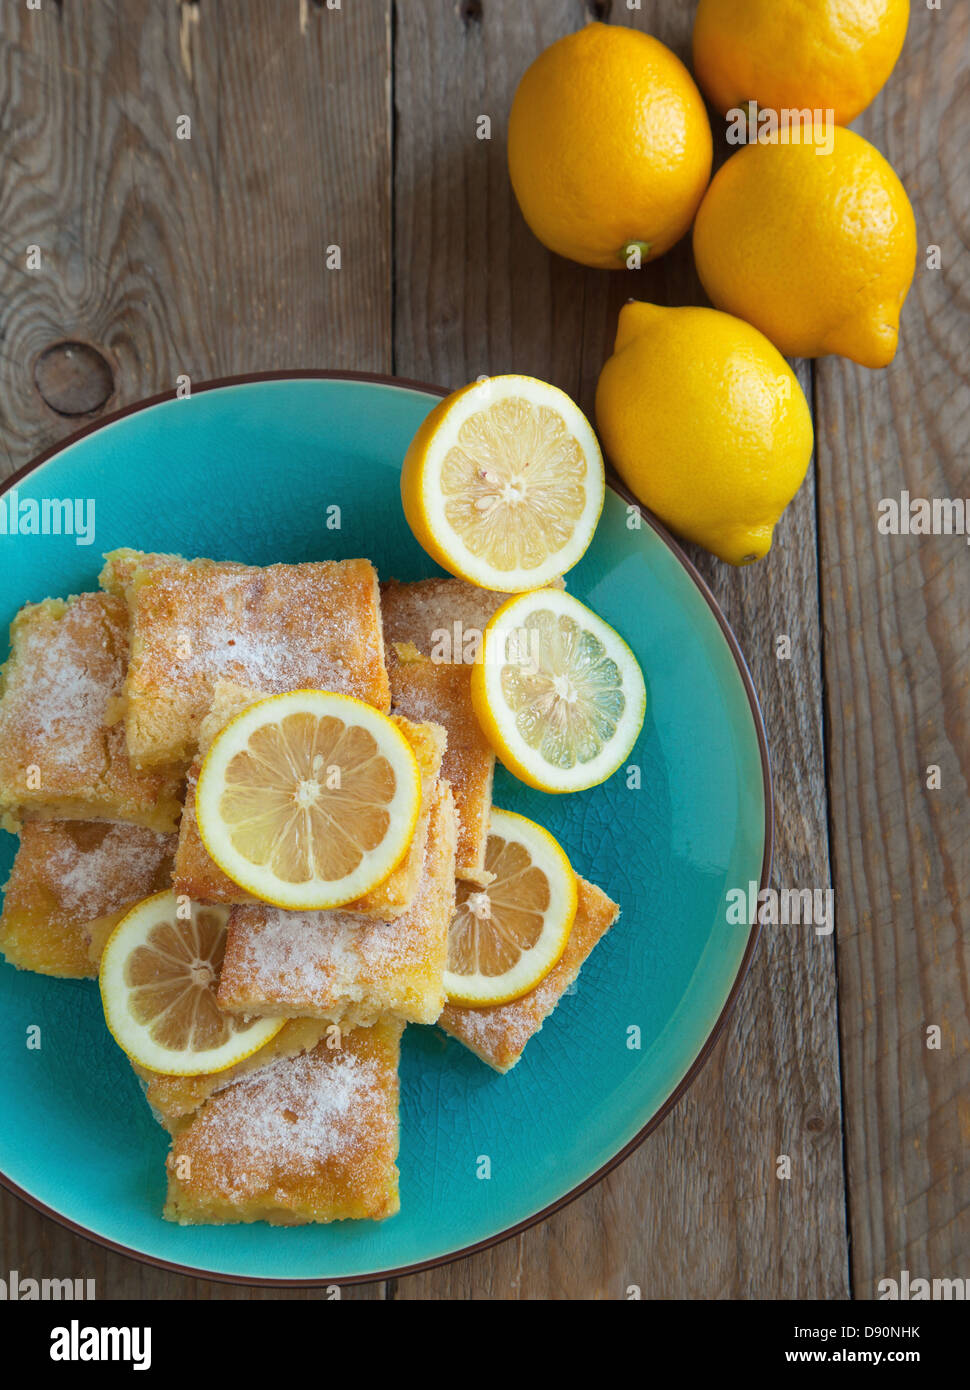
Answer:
[0, 374, 770, 1283]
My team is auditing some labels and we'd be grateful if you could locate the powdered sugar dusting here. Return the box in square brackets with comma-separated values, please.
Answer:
[387, 660, 493, 879]
[44, 823, 176, 919]
[1, 596, 121, 768]
[450, 968, 569, 1055]
[182, 1046, 386, 1197]
[29, 630, 107, 750]
[381, 577, 509, 652]
[135, 561, 385, 703]
[183, 623, 348, 693]
[220, 785, 456, 1023]
[224, 856, 438, 1014]
[232, 905, 417, 1001]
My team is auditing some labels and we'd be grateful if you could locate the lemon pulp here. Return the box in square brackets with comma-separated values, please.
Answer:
[472, 590, 646, 794]
[196, 691, 421, 910]
[125, 904, 233, 1051]
[401, 375, 605, 591]
[218, 713, 397, 884]
[440, 396, 590, 574]
[99, 891, 283, 1075]
[499, 606, 628, 772]
[444, 807, 576, 1006]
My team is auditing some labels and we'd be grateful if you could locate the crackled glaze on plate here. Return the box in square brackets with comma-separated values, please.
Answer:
[0, 376, 768, 1282]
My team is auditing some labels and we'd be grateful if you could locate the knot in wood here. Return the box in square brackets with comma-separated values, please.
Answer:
[33, 342, 114, 417]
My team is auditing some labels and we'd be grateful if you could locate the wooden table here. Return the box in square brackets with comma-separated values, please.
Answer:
[0, 1, 966, 1301]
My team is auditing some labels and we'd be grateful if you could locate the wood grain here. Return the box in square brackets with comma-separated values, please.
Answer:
[391, 0, 847, 1299]
[815, 2, 970, 1297]
[0, 0, 393, 1299]
[0, 0, 391, 480]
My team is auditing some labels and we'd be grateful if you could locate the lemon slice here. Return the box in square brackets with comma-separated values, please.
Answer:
[99, 891, 283, 1075]
[400, 374, 605, 591]
[471, 588, 646, 793]
[445, 808, 577, 1006]
[195, 690, 421, 911]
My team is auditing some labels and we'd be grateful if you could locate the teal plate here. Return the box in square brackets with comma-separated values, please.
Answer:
[0, 374, 770, 1283]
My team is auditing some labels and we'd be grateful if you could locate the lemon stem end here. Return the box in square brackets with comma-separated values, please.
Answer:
[620, 240, 651, 266]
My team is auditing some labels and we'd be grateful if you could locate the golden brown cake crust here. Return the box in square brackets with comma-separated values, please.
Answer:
[164, 1019, 404, 1225]
[381, 578, 504, 882]
[98, 547, 190, 599]
[380, 576, 512, 655]
[0, 594, 182, 832]
[217, 782, 457, 1027]
[0, 820, 176, 978]
[115, 553, 390, 766]
[439, 876, 620, 1072]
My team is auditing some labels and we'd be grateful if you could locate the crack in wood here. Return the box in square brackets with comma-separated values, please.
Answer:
[300, 0, 328, 35]
[178, 0, 201, 80]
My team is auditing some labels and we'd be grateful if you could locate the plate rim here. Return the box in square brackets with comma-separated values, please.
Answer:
[0, 369, 773, 1287]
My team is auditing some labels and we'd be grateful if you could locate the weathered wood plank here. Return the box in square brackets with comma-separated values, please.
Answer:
[392, 0, 847, 1299]
[815, 2, 970, 1298]
[0, 0, 391, 479]
[0, 0, 392, 1298]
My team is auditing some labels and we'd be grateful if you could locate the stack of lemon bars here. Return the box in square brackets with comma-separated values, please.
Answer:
[0, 549, 620, 1226]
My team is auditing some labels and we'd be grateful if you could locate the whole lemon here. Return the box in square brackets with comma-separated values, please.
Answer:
[693, 127, 917, 367]
[595, 302, 814, 565]
[693, 0, 909, 126]
[507, 23, 713, 270]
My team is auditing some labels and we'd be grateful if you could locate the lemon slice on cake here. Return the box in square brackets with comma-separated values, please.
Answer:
[471, 588, 646, 793]
[195, 690, 421, 911]
[99, 891, 283, 1075]
[445, 808, 577, 1006]
[400, 374, 605, 591]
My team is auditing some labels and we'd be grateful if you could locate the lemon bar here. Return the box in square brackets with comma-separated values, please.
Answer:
[0, 821, 176, 979]
[173, 680, 446, 918]
[164, 1018, 404, 1225]
[103, 551, 390, 767]
[0, 594, 183, 833]
[381, 578, 507, 883]
[135, 1018, 332, 1130]
[439, 876, 620, 1072]
[217, 782, 456, 1028]
[99, 546, 188, 598]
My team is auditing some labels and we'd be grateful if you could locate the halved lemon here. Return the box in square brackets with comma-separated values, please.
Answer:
[99, 891, 284, 1075]
[445, 807, 577, 1006]
[471, 588, 646, 793]
[400, 374, 605, 591]
[195, 690, 421, 910]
